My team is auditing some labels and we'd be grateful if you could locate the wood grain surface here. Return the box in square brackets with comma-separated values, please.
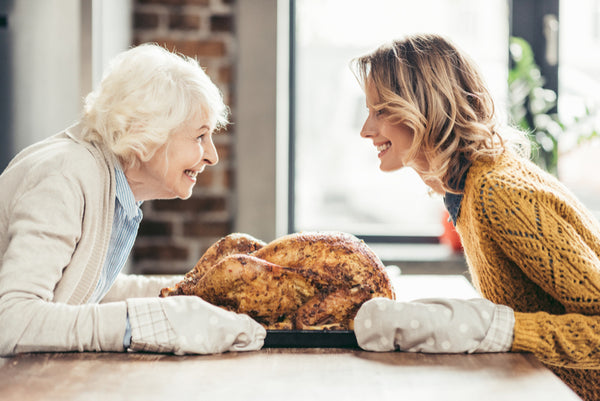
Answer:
[0, 349, 581, 401]
[0, 275, 582, 401]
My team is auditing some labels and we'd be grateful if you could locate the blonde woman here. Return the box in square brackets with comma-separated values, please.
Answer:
[352, 34, 600, 401]
[0, 44, 265, 356]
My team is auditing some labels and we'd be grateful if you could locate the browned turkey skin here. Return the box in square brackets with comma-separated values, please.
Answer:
[160, 232, 395, 330]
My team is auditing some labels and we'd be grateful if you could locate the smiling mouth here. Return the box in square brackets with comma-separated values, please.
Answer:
[184, 170, 199, 180]
[376, 142, 391, 157]
[377, 142, 391, 152]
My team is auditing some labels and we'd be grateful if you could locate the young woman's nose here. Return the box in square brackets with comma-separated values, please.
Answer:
[360, 115, 377, 138]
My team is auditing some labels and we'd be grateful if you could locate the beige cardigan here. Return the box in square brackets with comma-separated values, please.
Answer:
[0, 125, 178, 355]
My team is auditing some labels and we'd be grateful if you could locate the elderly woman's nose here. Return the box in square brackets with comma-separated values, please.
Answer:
[204, 140, 219, 165]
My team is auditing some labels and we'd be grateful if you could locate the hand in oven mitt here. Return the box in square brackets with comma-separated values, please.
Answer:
[354, 297, 514, 353]
[126, 296, 266, 355]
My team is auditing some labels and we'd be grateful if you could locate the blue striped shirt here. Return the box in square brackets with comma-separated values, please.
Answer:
[88, 165, 143, 304]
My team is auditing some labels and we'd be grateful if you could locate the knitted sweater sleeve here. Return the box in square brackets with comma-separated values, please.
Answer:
[0, 174, 127, 355]
[479, 178, 600, 368]
[101, 274, 183, 302]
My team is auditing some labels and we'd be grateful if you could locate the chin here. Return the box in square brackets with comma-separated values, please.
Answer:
[379, 163, 401, 172]
[180, 188, 195, 200]
[176, 191, 192, 200]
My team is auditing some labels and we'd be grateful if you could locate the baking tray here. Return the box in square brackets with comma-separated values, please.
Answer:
[264, 330, 359, 348]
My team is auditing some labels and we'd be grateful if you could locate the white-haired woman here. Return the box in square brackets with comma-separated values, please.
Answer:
[0, 43, 265, 356]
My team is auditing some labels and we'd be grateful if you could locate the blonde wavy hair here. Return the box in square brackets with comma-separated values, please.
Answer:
[353, 34, 529, 193]
[81, 43, 229, 169]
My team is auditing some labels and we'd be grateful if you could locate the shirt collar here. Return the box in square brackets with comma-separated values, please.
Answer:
[443, 169, 469, 226]
[114, 164, 143, 220]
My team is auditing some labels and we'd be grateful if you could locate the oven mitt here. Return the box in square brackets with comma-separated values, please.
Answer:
[354, 297, 514, 353]
[126, 296, 266, 355]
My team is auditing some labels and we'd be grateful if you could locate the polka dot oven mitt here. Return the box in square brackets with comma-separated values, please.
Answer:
[354, 297, 515, 353]
[126, 296, 266, 355]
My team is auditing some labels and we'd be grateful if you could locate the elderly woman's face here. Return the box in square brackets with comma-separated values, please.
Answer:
[138, 111, 218, 200]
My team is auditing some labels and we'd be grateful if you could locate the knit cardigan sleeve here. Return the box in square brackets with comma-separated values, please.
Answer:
[101, 274, 183, 302]
[476, 173, 600, 368]
[0, 172, 126, 355]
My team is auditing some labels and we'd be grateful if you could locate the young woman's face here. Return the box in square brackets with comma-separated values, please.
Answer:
[138, 111, 218, 200]
[360, 80, 414, 172]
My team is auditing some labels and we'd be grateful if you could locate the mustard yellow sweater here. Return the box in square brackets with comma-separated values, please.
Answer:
[456, 151, 600, 401]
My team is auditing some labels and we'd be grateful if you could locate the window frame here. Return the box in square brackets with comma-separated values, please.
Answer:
[234, 0, 289, 242]
[234, 0, 559, 244]
[510, 0, 559, 96]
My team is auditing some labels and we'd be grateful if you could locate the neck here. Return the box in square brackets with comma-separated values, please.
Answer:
[123, 164, 157, 202]
[424, 177, 446, 195]
[411, 157, 446, 195]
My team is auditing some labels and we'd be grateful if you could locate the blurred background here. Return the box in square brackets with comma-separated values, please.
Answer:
[1, 0, 599, 275]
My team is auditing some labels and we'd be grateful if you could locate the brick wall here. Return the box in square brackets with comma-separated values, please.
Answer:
[130, 0, 236, 274]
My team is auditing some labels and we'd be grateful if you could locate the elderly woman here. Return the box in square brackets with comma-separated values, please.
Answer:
[0, 43, 265, 356]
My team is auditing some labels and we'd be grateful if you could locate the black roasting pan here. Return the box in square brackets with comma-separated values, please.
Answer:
[263, 330, 359, 348]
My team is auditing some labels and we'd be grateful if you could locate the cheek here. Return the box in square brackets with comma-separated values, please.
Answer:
[389, 126, 413, 149]
[401, 135, 413, 149]
[145, 152, 168, 177]
[166, 146, 190, 172]
[185, 143, 204, 160]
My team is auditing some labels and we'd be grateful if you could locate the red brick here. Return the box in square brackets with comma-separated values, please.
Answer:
[137, 220, 173, 236]
[195, 169, 214, 186]
[224, 91, 234, 110]
[154, 39, 226, 58]
[169, 13, 201, 30]
[132, 0, 235, 274]
[153, 196, 226, 212]
[210, 15, 233, 32]
[218, 65, 232, 84]
[193, 40, 227, 57]
[224, 167, 234, 189]
[197, 243, 212, 257]
[133, 264, 187, 275]
[215, 143, 231, 161]
[134, 12, 160, 29]
[183, 221, 230, 237]
[133, 244, 189, 262]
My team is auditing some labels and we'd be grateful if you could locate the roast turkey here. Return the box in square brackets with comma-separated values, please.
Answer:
[160, 231, 395, 330]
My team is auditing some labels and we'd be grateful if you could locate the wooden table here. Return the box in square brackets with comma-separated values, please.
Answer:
[0, 275, 582, 401]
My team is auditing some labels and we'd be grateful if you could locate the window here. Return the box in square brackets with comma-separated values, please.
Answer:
[291, 0, 510, 240]
[234, 0, 599, 246]
[557, 0, 600, 217]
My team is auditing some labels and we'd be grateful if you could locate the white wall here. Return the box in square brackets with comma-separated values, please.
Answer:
[6, 0, 131, 156]
[10, 0, 81, 151]
[235, 0, 289, 242]
[91, 0, 133, 88]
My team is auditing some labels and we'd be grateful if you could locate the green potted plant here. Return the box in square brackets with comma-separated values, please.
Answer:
[508, 36, 598, 176]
